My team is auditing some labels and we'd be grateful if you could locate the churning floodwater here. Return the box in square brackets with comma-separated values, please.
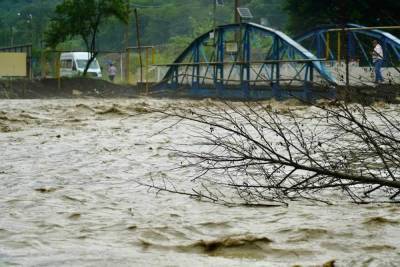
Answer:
[0, 98, 399, 266]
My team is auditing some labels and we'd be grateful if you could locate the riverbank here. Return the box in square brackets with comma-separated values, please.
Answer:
[0, 78, 137, 99]
[1, 78, 399, 103]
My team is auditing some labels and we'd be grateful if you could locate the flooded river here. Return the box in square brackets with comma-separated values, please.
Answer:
[0, 98, 399, 266]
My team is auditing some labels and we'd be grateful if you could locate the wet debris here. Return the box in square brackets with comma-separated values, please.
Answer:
[137, 234, 274, 259]
[292, 259, 335, 267]
[0, 123, 12, 132]
[128, 208, 134, 216]
[19, 113, 39, 120]
[75, 103, 96, 112]
[68, 213, 81, 220]
[126, 102, 152, 113]
[103, 147, 120, 153]
[127, 225, 138, 230]
[322, 259, 336, 267]
[190, 235, 272, 253]
[363, 216, 399, 226]
[362, 244, 396, 252]
[133, 106, 149, 113]
[96, 105, 127, 115]
[35, 187, 58, 193]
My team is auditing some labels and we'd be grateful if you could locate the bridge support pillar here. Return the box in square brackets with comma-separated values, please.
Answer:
[241, 26, 251, 97]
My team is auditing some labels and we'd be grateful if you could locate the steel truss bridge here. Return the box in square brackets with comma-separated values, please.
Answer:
[155, 22, 400, 100]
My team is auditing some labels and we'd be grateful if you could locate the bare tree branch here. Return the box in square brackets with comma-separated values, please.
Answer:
[139, 100, 400, 205]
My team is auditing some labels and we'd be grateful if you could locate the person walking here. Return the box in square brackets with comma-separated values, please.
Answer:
[108, 63, 117, 82]
[372, 40, 384, 83]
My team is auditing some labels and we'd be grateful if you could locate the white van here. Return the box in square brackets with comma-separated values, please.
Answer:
[60, 52, 102, 78]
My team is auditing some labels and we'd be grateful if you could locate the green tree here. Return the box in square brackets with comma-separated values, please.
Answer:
[45, 0, 129, 75]
[284, 0, 400, 35]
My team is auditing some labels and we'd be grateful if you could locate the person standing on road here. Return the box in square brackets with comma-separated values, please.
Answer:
[372, 40, 384, 83]
[108, 63, 117, 82]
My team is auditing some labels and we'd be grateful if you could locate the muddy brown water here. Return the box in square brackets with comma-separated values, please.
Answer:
[0, 98, 399, 266]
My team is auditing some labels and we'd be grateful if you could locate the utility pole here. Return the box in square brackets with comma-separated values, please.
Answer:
[134, 8, 143, 86]
[124, 2, 130, 83]
[126, 2, 164, 86]
[213, 0, 216, 31]
[234, 0, 240, 24]
[212, 0, 216, 45]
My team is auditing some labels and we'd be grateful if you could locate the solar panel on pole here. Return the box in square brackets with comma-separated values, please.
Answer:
[237, 7, 253, 19]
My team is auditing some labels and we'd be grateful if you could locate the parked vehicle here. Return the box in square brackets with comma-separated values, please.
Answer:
[60, 52, 102, 78]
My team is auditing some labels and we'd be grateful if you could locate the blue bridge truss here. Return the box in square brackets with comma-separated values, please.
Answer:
[295, 23, 400, 66]
[155, 22, 400, 99]
[295, 23, 400, 86]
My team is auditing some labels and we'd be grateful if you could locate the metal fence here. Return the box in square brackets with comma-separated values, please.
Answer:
[0, 43, 164, 85]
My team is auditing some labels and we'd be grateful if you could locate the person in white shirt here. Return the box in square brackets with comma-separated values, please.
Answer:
[372, 40, 384, 83]
[108, 63, 117, 82]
